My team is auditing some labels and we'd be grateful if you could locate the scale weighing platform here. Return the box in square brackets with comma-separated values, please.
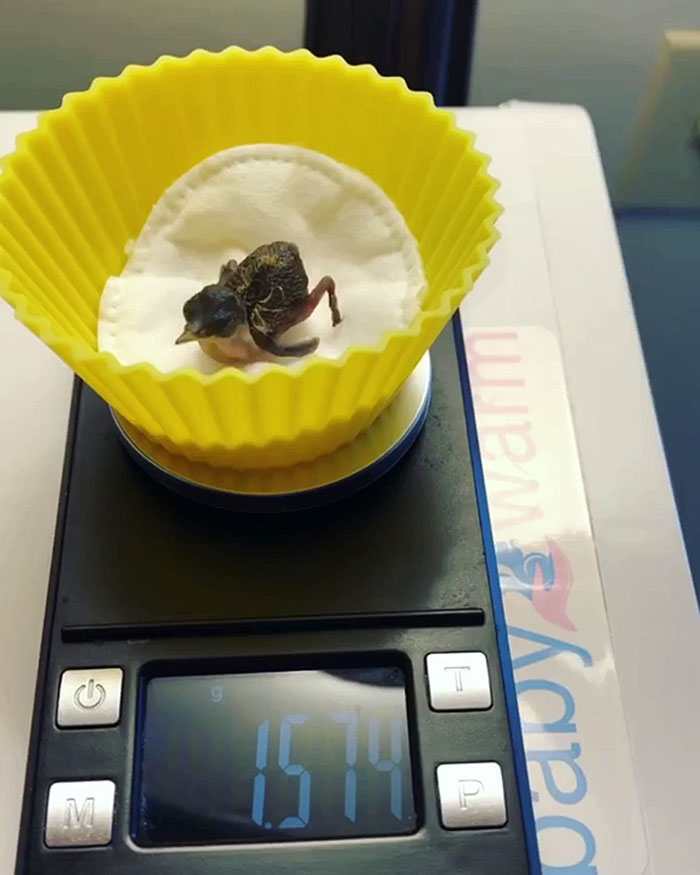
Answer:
[15, 322, 539, 874]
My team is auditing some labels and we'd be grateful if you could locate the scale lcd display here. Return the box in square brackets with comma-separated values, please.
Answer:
[135, 667, 416, 845]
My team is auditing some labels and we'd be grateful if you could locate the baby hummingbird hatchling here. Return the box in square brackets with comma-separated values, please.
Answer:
[176, 241, 342, 365]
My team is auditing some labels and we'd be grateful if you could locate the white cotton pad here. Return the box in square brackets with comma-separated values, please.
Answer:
[98, 144, 426, 374]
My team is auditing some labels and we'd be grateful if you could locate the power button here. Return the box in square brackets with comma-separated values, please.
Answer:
[75, 678, 107, 710]
[57, 668, 123, 728]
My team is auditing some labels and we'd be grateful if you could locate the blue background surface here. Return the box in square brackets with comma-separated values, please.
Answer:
[616, 211, 700, 604]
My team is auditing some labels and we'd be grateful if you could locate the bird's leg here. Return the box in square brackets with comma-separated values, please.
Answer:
[284, 276, 341, 330]
[250, 325, 320, 358]
[309, 276, 342, 327]
[248, 276, 340, 358]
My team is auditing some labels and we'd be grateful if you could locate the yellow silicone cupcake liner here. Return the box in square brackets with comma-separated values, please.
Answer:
[0, 46, 501, 469]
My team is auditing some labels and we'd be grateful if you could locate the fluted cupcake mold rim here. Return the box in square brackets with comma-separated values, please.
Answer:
[0, 46, 502, 464]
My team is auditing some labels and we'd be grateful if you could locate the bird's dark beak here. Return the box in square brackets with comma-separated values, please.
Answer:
[176, 328, 199, 345]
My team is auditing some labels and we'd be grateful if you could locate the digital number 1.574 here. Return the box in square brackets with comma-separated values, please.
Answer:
[251, 712, 404, 830]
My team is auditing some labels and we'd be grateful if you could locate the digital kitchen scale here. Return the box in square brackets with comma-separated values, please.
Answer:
[15, 320, 540, 874]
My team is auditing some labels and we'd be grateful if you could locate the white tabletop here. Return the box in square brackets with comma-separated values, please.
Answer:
[1, 106, 699, 874]
[0, 113, 74, 870]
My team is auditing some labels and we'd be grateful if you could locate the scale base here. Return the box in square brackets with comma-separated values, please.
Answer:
[14, 326, 535, 875]
[111, 354, 431, 513]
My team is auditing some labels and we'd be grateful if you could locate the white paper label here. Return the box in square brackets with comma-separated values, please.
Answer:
[463, 323, 648, 874]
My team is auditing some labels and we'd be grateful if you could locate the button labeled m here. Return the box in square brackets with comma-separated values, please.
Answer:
[64, 797, 95, 830]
